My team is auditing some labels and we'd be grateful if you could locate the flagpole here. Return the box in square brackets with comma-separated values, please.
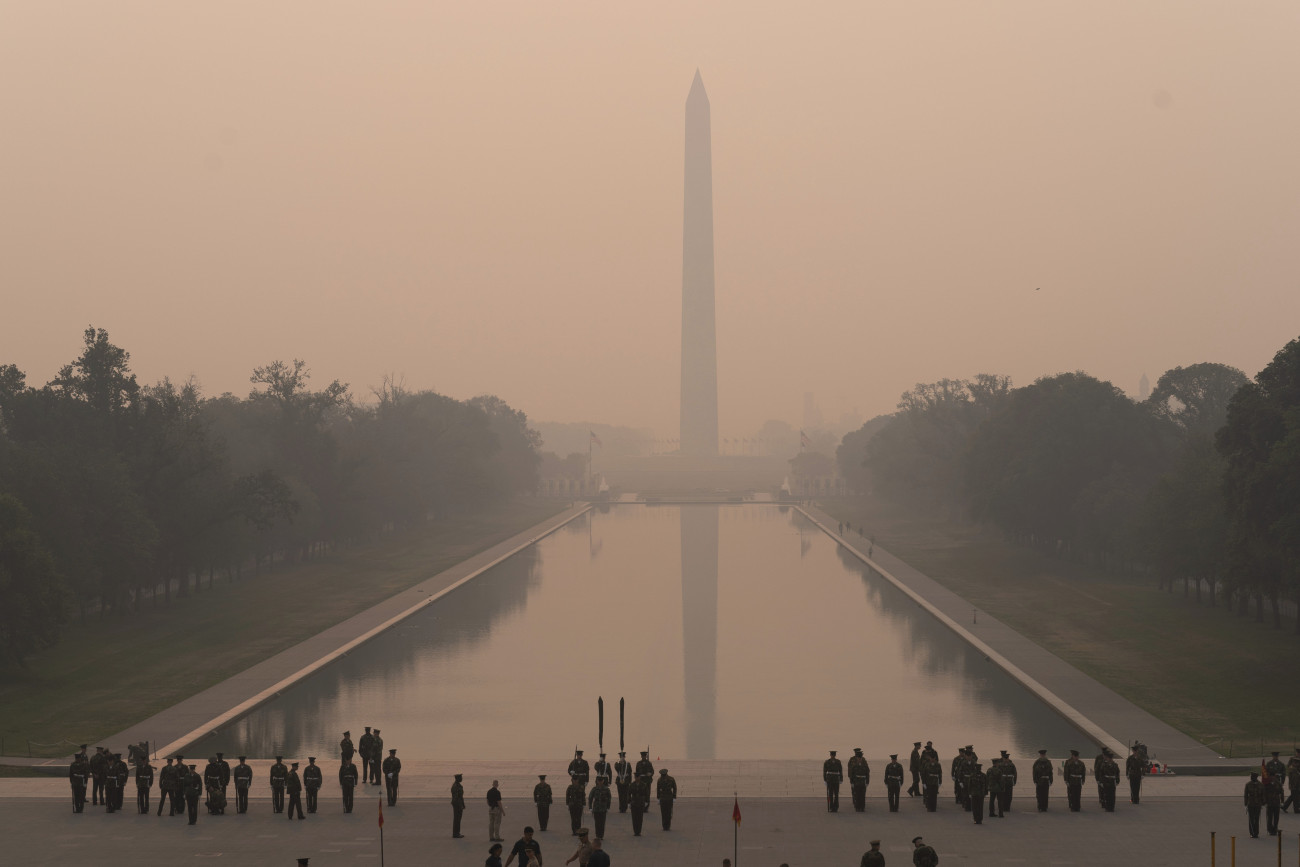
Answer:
[734, 790, 739, 867]
[379, 797, 385, 867]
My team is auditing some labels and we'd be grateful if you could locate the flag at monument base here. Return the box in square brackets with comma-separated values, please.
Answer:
[800, 430, 812, 448]
[732, 796, 742, 825]
[590, 431, 602, 447]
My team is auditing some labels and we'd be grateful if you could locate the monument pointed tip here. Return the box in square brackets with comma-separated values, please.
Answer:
[688, 69, 708, 101]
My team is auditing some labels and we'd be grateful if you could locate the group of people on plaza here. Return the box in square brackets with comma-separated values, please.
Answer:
[1243, 749, 1300, 839]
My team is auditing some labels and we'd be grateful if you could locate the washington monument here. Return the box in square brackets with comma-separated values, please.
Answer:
[679, 70, 719, 457]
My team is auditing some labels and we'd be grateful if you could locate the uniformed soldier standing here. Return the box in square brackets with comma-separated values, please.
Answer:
[533, 774, 552, 831]
[109, 753, 129, 812]
[304, 757, 323, 813]
[1098, 753, 1120, 812]
[158, 757, 177, 816]
[860, 839, 885, 867]
[634, 751, 655, 797]
[568, 750, 590, 787]
[173, 755, 187, 815]
[1125, 745, 1144, 804]
[613, 751, 632, 813]
[629, 775, 649, 836]
[908, 741, 923, 797]
[233, 757, 253, 814]
[998, 750, 1016, 813]
[1032, 749, 1053, 811]
[216, 752, 231, 798]
[566, 777, 586, 835]
[657, 768, 677, 829]
[1264, 756, 1284, 836]
[339, 758, 358, 814]
[986, 758, 1004, 818]
[203, 757, 222, 813]
[823, 750, 844, 812]
[967, 762, 988, 824]
[382, 749, 401, 807]
[593, 753, 611, 785]
[920, 752, 942, 812]
[184, 764, 202, 825]
[269, 755, 288, 813]
[89, 747, 107, 807]
[1284, 750, 1300, 814]
[847, 748, 870, 812]
[135, 758, 154, 814]
[450, 773, 466, 837]
[358, 727, 374, 786]
[911, 835, 939, 867]
[286, 762, 305, 820]
[369, 730, 384, 785]
[950, 749, 966, 810]
[69, 753, 89, 814]
[340, 731, 354, 764]
[588, 776, 612, 838]
[884, 754, 905, 812]
[1063, 750, 1086, 812]
[1092, 749, 1111, 808]
[1245, 772, 1266, 838]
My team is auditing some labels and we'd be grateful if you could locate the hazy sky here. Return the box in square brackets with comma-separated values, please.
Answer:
[3, 1, 1297, 437]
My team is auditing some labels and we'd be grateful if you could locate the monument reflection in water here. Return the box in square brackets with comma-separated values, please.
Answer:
[188, 505, 1093, 760]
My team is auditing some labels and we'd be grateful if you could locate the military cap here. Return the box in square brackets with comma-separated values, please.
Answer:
[829, 750, 837, 755]
[599, 752, 606, 757]
[1038, 749, 1048, 755]
[618, 751, 626, 756]
[291, 762, 299, 768]
[890, 754, 898, 760]
[276, 755, 284, 761]
[344, 730, 350, 736]
[364, 726, 371, 731]
[1000, 750, 1009, 757]
[237, 756, 247, 761]
[79, 744, 88, 750]
[965, 744, 974, 750]
[640, 751, 648, 757]
[924, 741, 932, 746]
[1251, 772, 1259, 779]
[1272, 751, 1280, 756]
[1069, 749, 1080, 756]
[992, 757, 1001, 764]
[1102, 748, 1112, 756]
[913, 741, 921, 747]
[454, 773, 463, 780]
[388, 749, 395, 755]
[578, 828, 590, 836]
[869, 839, 881, 846]
[575, 749, 583, 755]
[298, 859, 310, 866]
[189, 764, 197, 770]
[912, 836, 924, 844]
[659, 768, 667, 774]
[538, 774, 546, 780]
[853, 747, 863, 754]
[374, 728, 380, 733]
[216, 752, 224, 758]
[308, 757, 316, 762]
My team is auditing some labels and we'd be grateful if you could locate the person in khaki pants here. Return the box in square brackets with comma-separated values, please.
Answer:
[488, 780, 506, 842]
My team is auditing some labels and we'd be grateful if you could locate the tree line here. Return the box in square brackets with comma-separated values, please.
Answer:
[838, 335, 1300, 633]
[0, 327, 542, 664]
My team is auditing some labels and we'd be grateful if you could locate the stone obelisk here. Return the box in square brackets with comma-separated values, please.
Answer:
[679, 70, 719, 457]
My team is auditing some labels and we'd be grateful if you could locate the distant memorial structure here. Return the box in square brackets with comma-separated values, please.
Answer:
[679, 70, 719, 457]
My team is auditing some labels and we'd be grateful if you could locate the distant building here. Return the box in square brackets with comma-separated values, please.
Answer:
[1138, 372, 1150, 401]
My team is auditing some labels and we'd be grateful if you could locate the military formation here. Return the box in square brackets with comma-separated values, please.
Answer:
[531, 748, 676, 844]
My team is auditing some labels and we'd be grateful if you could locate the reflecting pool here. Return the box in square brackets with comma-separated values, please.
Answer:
[188, 504, 1094, 759]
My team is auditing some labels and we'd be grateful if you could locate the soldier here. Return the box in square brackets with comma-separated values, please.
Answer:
[911, 835, 939, 867]
[1032, 749, 1053, 811]
[450, 773, 466, 837]
[908, 741, 923, 797]
[657, 768, 677, 830]
[593, 752, 612, 785]
[286, 761, 305, 820]
[629, 774, 649, 836]
[1098, 752, 1120, 812]
[184, 764, 203, 825]
[269, 755, 288, 813]
[998, 750, 1017, 813]
[823, 749, 843, 812]
[340, 730, 355, 764]
[382, 748, 401, 807]
[157, 757, 176, 816]
[589, 776, 612, 838]
[358, 727, 374, 785]
[303, 757, 323, 813]
[233, 756, 253, 814]
[613, 751, 632, 813]
[1265, 755, 1284, 836]
[1245, 772, 1266, 838]
[533, 773, 552, 832]
[136, 757, 154, 814]
[174, 754, 187, 814]
[69, 751, 90, 814]
[634, 751, 655, 795]
[986, 758, 1004, 818]
[215, 752, 231, 797]
[568, 749, 590, 787]
[565, 777, 586, 836]
[1093, 748, 1111, 808]
[370, 730, 384, 785]
[488, 779, 505, 842]
[1125, 745, 1144, 804]
[1284, 749, 1300, 814]
[1063, 750, 1086, 812]
[339, 757, 359, 814]
[203, 757, 222, 813]
[922, 741, 938, 762]
[89, 746, 107, 806]
[920, 750, 942, 812]
[847, 748, 870, 812]
[108, 753, 128, 813]
[967, 762, 988, 824]
[950, 748, 966, 810]
[884, 753, 905, 812]
[860, 839, 885, 867]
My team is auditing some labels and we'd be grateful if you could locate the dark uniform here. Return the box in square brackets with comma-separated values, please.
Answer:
[1092, 750, 1110, 808]
[950, 750, 966, 810]
[589, 778, 612, 838]
[1126, 749, 1145, 804]
[1265, 754, 1285, 835]
[920, 753, 942, 812]
[340, 731, 354, 764]
[135, 760, 154, 814]
[215, 753, 231, 797]
[1284, 752, 1300, 814]
[286, 763, 305, 820]
[987, 759, 1004, 818]
[382, 749, 401, 806]
[203, 758, 222, 813]
[1063, 751, 1086, 812]
[634, 751, 655, 800]
[967, 763, 988, 824]
[173, 755, 188, 816]
[568, 750, 590, 787]
[359, 728, 374, 786]
[233, 757, 253, 814]
[908, 742, 923, 797]
[629, 776, 649, 836]
[69, 755, 89, 814]
[998, 751, 1016, 812]
[861, 840, 886, 867]
[1245, 773, 1266, 838]
[340, 759, 359, 813]
[304, 757, 323, 813]
[593, 754, 612, 786]
[533, 774, 552, 831]
[89, 748, 107, 806]
[109, 754, 129, 812]
[911, 836, 939, 867]
[157, 758, 176, 816]
[184, 765, 202, 824]
[656, 769, 677, 829]
[450, 774, 465, 837]
[566, 780, 586, 835]
[1098, 755, 1120, 812]
[1032, 750, 1053, 811]
[369, 731, 384, 785]
[884, 754, 905, 812]
[847, 749, 870, 812]
[269, 756, 288, 813]
[613, 752, 632, 813]
[823, 750, 843, 812]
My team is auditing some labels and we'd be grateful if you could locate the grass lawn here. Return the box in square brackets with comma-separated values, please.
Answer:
[0, 500, 565, 758]
[821, 496, 1300, 757]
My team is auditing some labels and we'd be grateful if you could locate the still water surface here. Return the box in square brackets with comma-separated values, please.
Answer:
[190, 505, 1093, 760]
